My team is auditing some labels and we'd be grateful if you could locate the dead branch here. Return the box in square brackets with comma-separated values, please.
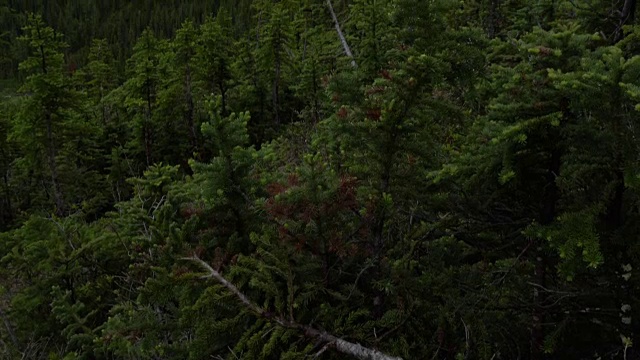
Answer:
[183, 256, 402, 360]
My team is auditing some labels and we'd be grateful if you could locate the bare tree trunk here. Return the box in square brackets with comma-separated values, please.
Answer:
[184, 256, 403, 360]
[326, 0, 357, 68]
[615, 0, 637, 43]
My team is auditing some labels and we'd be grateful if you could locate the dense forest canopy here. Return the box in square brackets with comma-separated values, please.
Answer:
[0, 0, 255, 78]
[1, 0, 640, 359]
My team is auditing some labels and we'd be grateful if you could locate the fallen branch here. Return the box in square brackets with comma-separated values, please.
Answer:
[183, 256, 402, 360]
[326, 0, 358, 68]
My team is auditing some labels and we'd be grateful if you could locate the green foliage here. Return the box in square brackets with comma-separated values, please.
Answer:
[2, 2, 640, 360]
[10, 14, 106, 218]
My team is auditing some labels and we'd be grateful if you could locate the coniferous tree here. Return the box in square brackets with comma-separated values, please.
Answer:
[346, 0, 393, 78]
[434, 18, 640, 358]
[289, 0, 335, 123]
[153, 20, 201, 167]
[238, 0, 296, 136]
[13, 14, 73, 216]
[112, 28, 165, 167]
[194, 10, 234, 119]
[83, 38, 117, 125]
[0, 98, 16, 230]
[3, 2, 640, 359]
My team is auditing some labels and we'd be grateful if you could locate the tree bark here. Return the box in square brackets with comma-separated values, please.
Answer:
[184, 256, 403, 360]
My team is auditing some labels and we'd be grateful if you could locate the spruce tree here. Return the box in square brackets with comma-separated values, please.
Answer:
[111, 28, 165, 167]
[0, 96, 16, 230]
[83, 39, 117, 125]
[154, 20, 201, 166]
[12, 14, 80, 216]
[194, 10, 234, 118]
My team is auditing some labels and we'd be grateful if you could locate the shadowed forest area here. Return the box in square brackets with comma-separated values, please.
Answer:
[1, 0, 640, 359]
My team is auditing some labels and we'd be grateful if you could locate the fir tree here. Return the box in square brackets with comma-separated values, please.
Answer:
[114, 28, 165, 167]
[13, 14, 74, 216]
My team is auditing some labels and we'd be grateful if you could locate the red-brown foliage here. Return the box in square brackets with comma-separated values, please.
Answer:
[264, 174, 364, 258]
[180, 202, 204, 219]
[366, 108, 382, 120]
[337, 106, 349, 119]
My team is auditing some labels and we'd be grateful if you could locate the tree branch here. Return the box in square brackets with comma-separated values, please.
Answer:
[183, 256, 402, 360]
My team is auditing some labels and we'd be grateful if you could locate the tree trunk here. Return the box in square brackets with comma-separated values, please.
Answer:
[45, 112, 65, 217]
[0, 147, 13, 227]
[615, 0, 637, 43]
[143, 119, 153, 166]
[218, 59, 228, 117]
[36, 20, 65, 216]
[273, 47, 281, 127]
[144, 74, 154, 166]
[0, 308, 18, 350]
[530, 242, 546, 360]
[487, 0, 500, 38]
[606, 167, 636, 360]
[184, 61, 197, 153]
[371, 122, 400, 319]
[312, 62, 320, 122]
[326, 0, 357, 68]
[531, 145, 561, 360]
